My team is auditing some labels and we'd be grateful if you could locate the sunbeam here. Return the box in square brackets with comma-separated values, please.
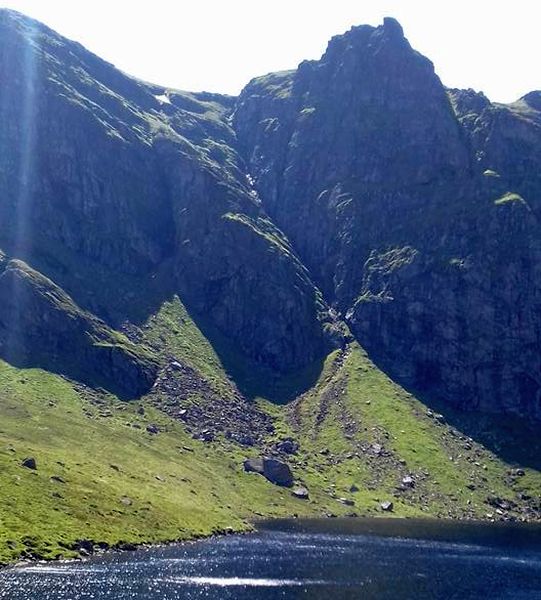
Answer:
[0, 12, 39, 363]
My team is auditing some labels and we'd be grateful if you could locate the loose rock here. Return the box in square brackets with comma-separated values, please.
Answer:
[22, 457, 37, 470]
[292, 486, 309, 500]
[276, 438, 299, 454]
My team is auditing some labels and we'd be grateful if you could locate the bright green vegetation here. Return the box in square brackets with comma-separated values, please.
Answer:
[1, 315, 540, 565]
[141, 297, 233, 395]
[0, 360, 324, 565]
[279, 345, 541, 519]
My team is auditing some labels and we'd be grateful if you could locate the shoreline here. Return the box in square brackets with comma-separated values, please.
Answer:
[0, 524, 253, 571]
[3, 512, 541, 571]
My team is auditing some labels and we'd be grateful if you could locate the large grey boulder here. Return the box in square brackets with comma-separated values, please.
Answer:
[243, 457, 294, 487]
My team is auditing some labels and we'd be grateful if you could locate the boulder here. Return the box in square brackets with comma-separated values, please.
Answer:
[21, 457, 37, 470]
[262, 458, 294, 487]
[276, 438, 299, 454]
[243, 457, 294, 487]
[292, 486, 309, 500]
[380, 501, 394, 512]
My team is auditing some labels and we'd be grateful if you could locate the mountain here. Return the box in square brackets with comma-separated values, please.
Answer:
[234, 17, 541, 419]
[0, 9, 338, 387]
[0, 10, 540, 564]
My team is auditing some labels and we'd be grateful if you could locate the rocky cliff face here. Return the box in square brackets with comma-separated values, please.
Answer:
[233, 18, 541, 419]
[1, 10, 540, 418]
[0, 9, 336, 382]
[233, 18, 473, 304]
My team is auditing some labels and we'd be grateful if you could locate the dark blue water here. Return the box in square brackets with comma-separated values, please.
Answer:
[1, 518, 541, 599]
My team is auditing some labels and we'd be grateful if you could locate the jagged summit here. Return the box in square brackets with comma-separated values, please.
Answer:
[382, 16, 404, 36]
[234, 18, 541, 420]
[319, 17, 423, 68]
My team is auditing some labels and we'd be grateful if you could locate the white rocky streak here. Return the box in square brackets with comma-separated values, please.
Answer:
[154, 93, 171, 105]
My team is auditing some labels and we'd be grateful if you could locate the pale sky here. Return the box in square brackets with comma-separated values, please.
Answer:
[1, 0, 539, 103]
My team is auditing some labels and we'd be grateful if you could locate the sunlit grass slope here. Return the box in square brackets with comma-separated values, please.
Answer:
[280, 344, 541, 519]
[0, 360, 325, 565]
[1, 325, 540, 564]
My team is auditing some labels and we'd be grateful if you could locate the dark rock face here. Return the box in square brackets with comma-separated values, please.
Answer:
[234, 19, 469, 300]
[0, 9, 335, 380]
[343, 92, 541, 418]
[234, 20, 541, 420]
[1, 9, 540, 419]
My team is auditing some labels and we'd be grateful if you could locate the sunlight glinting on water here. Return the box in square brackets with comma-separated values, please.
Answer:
[158, 576, 330, 587]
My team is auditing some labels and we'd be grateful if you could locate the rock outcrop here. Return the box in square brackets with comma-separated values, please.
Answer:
[0, 254, 158, 398]
[233, 19, 541, 419]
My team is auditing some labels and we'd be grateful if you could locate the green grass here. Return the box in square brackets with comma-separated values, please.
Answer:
[141, 296, 234, 396]
[1, 327, 540, 565]
[0, 359, 330, 564]
[281, 344, 541, 519]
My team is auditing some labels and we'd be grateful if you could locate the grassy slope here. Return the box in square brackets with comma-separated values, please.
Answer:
[141, 297, 235, 397]
[1, 301, 540, 564]
[282, 345, 541, 518]
[0, 360, 326, 565]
